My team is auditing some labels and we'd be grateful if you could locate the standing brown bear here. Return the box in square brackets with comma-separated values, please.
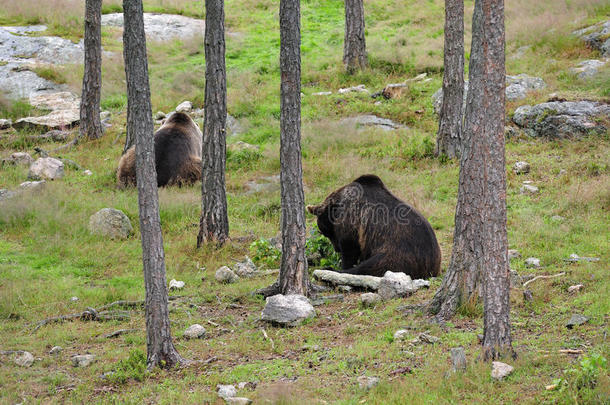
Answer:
[307, 174, 441, 279]
[117, 111, 202, 187]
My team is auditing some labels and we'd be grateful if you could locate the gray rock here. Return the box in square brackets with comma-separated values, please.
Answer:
[14, 92, 80, 131]
[169, 279, 185, 290]
[338, 84, 368, 94]
[244, 174, 281, 195]
[28, 157, 64, 180]
[2, 152, 33, 166]
[0, 188, 16, 202]
[357, 375, 379, 390]
[451, 347, 467, 372]
[412, 279, 430, 289]
[418, 332, 440, 344]
[72, 354, 95, 367]
[228, 141, 259, 153]
[70, 296, 79, 302]
[261, 294, 315, 327]
[566, 314, 588, 329]
[508, 249, 520, 259]
[565, 254, 600, 263]
[226, 114, 243, 137]
[523, 289, 533, 302]
[0, 119, 12, 129]
[217, 384, 237, 399]
[215, 266, 239, 283]
[567, 284, 584, 293]
[513, 101, 610, 139]
[338, 285, 353, 293]
[551, 215, 565, 222]
[33, 130, 70, 142]
[313, 270, 381, 290]
[491, 361, 514, 380]
[360, 292, 381, 307]
[14, 351, 34, 367]
[224, 398, 253, 405]
[510, 270, 523, 287]
[101, 13, 206, 42]
[88, 208, 133, 239]
[19, 180, 46, 192]
[49, 346, 62, 355]
[393, 329, 409, 340]
[573, 20, 610, 57]
[378, 271, 416, 300]
[340, 114, 406, 131]
[155, 111, 166, 120]
[520, 184, 539, 194]
[513, 161, 530, 175]
[525, 257, 540, 268]
[571, 59, 607, 79]
[511, 45, 531, 59]
[233, 256, 258, 277]
[312, 91, 332, 96]
[175, 100, 193, 113]
[83, 169, 93, 176]
[184, 324, 206, 339]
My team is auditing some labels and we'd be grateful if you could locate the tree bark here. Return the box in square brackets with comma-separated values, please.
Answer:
[279, 0, 308, 296]
[197, 0, 229, 247]
[343, 0, 368, 74]
[79, 0, 103, 141]
[435, 0, 464, 158]
[123, 0, 184, 369]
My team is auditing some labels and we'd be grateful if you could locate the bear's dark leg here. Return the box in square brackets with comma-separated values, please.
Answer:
[339, 240, 360, 270]
[341, 254, 385, 277]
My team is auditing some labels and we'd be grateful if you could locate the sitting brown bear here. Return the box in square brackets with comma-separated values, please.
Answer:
[306, 174, 441, 279]
[117, 111, 202, 187]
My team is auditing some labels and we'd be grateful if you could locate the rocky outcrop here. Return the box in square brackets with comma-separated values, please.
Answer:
[28, 157, 64, 180]
[101, 13, 205, 42]
[573, 20, 610, 57]
[339, 115, 406, 131]
[14, 92, 80, 131]
[513, 100, 609, 139]
[571, 59, 607, 79]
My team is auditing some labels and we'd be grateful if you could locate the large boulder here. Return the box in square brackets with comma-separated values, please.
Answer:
[261, 294, 315, 327]
[88, 208, 133, 239]
[513, 101, 609, 139]
[2, 152, 33, 166]
[573, 20, 610, 57]
[28, 157, 64, 180]
[571, 59, 607, 79]
[101, 13, 206, 42]
[378, 271, 416, 300]
[14, 92, 80, 131]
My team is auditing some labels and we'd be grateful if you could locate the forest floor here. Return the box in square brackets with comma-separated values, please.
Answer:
[0, 0, 608, 403]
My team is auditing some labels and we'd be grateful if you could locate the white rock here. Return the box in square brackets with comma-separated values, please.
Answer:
[49, 346, 62, 355]
[8, 152, 33, 166]
[169, 279, 185, 290]
[215, 266, 239, 283]
[567, 284, 584, 293]
[19, 180, 46, 192]
[261, 294, 316, 327]
[217, 384, 237, 399]
[0, 118, 12, 129]
[338, 84, 368, 94]
[393, 329, 409, 340]
[360, 292, 381, 307]
[357, 375, 380, 390]
[83, 169, 93, 176]
[412, 279, 430, 289]
[155, 111, 166, 120]
[312, 270, 380, 290]
[520, 184, 539, 194]
[184, 324, 206, 339]
[14, 351, 34, 367]
[176, 101, 193, 113]
[491, 361, 514, 380]
[28, 157, 64, 180]
[513, 161, 530, 174]
[312, 91, 332, 96]
[72, 354, 95, 367]
[70, 296, 79, 302]
[378, 271, 415, 300]
[224, 398, 252, 405]
[551, 215, 565, 222]
[525, 257, 541, 268]
[233, 256, 258, 277]
[508, 249, 520, 259]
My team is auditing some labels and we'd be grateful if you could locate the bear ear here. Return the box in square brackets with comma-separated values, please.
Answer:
[306, 204, 322, 216]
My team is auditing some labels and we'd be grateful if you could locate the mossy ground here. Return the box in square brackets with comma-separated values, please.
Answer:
[0, 0, 608, 403]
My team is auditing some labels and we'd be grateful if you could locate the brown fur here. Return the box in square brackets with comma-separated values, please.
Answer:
[117, 112, 202, 188]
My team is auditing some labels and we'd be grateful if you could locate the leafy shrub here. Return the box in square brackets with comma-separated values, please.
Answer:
[227, 149, 262, 171]
[249, 238, 281, 268]
[107, 349, 147, 384]
[305, 226, 340, 269]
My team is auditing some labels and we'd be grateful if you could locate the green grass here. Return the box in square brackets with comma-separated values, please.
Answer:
[0, 0, 609, 403]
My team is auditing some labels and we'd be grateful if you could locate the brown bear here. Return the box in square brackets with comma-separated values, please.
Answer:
[306, 174, 441, 279]
[117, 111, 202, 187]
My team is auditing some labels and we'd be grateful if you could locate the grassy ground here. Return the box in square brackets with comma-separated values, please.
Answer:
[0, 0, 609, 403]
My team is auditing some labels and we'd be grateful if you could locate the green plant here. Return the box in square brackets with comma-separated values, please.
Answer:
[107, 349, 147, 384]
[305, 226, 340, 269]
[249, 238, 281, 268]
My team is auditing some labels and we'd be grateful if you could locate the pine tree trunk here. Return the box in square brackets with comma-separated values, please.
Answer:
[435, 0, 464, 158]
[79, 0, 103, 141]
[343, 0, 367, 74]
[197, 0, 229, 247]
[123, 0, 184, 369]
[279, 0, 308, 296]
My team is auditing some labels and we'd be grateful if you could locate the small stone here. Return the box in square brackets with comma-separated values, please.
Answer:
[508, 249, 520, 259]
[418, 332, 440, 344]
[155, 111, 166, 120]
[567, 284, 584, 293]
[523, 289, 533, 302]
[338, 84, 368, 94]
[513, 161, 530, 174]
[450, 347, 467, 372]
[100, 111, 111, 121]
[412, 279, 430, 289]
[233, 256, 258, 277]
[72, 354, 95, 367]
[224, 398, 253, 405]
[0, 118, 12, 129]
[525, 257, 540, 268]
[520, 184, 539, 194]
[338, 285, 353, 293]
[360, 292, 381, 307]
[261, 294, 316, 327]
[312, 91, 332, 96]
[393, 329, 409, 340]
[551, 215, 565, 222]
[183, 324, 206, 339]
[357, 375, 379, 390]
[215, 266, 239, 283]
[49, 346, 62, 355]
[491, 361, 514, 380]
[19, 180, 46, 192]
[70, 296, 79, 302]
[237, 381, 257, 390]
[217, 384, 237, 399]
[83, 169, 93, 176]
[175, 101, 193, 113]
[510, 270, 523, 287]
[14, 351, 34, 367]
[88, 208, 133, 239]
[566, 314, 588, 329]
[28, 157, 64, 180]
[169, 279, 185, 290]
[378, 271, 416, 300]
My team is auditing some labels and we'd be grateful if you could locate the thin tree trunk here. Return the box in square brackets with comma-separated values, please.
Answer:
[435, 0, 464, 158]
[279, 0, 308, 296]
[79, 0, 103, 141]
[197, 0, 229, 247]
[343, 0, 367, 74]
[123, 0, 184, 369]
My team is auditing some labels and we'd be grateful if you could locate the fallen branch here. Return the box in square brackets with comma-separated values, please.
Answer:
[522, 272, 566, 288]
[103, 329, 141, 339]
[261, 328, 275, 350]
[206, 319, 220, 327]
[559, 349, 583, 355]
